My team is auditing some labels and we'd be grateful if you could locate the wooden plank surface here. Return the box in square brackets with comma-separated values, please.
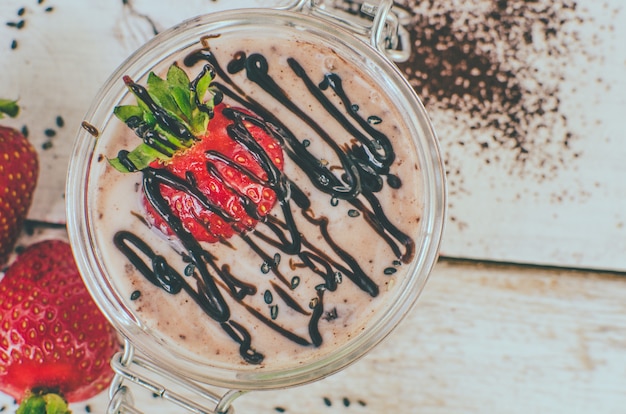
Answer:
[2, 259, 625, 413]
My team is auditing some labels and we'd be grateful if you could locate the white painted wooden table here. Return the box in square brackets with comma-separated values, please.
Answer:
[1, 1, 625, 413]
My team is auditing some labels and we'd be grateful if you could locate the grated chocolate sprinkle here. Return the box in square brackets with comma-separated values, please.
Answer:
[394, 0, 615, 186]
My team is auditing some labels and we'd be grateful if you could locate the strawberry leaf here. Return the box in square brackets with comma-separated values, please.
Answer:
[143, 109, 157, 127]
[147, 73, 179, 117]
[195, 68, 213, 104]
[16, 392, 70, 414]
[0, 99, 19, 118]
[189, 110, 209, 135]
[166, 64, 190, 91]
[109, 143, 169, 173]
[171, 86, 193, 121]
[113, 63, 219, 171]
[167, 65, 193, 122]
[114, 105, 144, 122]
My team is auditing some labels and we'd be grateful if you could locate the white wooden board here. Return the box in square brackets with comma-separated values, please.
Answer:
[2, 259, 625, 413]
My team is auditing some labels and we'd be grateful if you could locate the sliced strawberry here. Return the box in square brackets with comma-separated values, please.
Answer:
[110, 64, 284, 243]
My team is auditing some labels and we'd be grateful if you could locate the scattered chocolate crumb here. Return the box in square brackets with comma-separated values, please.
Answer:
[393, 0, 607, 188]
[322, 307, 338, 321]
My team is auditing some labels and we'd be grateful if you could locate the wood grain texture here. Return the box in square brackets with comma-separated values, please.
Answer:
[1, 0, 625, 413]
[3, 259, 622, 413]
[1, 0, 625, 268]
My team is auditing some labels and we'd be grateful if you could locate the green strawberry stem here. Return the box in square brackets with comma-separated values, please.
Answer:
[109, 63, 217, 173]
[0, 98, 19, 118]
[17, 391, 71, 414]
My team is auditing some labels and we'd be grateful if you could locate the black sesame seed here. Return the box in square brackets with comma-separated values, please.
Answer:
[274, 408, 286, 413]
[41, 141, 52, 150]
[347, 209, 360, 217]
[357, 399, 367, 406]
[85, 405, 92, 413]
[270, 304, 278, 320]
[367, 115, 382, 125]
[56, 115, 64, 127]
[330, 197, 339, 206]
[343, 397, 350, 407]
[10, 39, 17, 50]
[260, 261, 270, 274]
[16, 20, 25, 29]
[290, 276, 300, 289]
[350, 103, 359, 112]
[45, 6, 54, 12]
[17, 8, 25, 16]
[184, 264, 195, 276]
[263, 289, 273, 304]
[392, 260, 402, 266]
[21, 125, 28, 137]
[6, 22, 18, 28]
[44, 128, 56, 137]
[38, 0, 45, 4]
[130, 290, 141, 300]
[323, 397, 332, 406]
[302, 139, 310, 147]
[384, 267, 397, 275]
[273, 252, 281, 266]
[387, 174, 402, 189]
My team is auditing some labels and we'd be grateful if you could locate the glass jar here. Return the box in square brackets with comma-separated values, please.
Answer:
[66, 1, 446, 412]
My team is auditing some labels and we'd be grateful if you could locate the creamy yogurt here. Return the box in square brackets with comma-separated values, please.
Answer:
[89, 32, 425, 373]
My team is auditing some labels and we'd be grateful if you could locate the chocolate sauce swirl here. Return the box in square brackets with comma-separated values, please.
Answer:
[113, 44, 417, 364]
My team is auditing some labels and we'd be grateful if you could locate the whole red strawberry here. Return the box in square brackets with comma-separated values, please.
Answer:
[0, 240, 120, 411]
[0, 100, 38, 266]
[110, 64, 283, 242]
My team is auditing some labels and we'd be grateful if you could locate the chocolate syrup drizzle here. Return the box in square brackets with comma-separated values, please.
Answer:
[113, 45, 416, 364]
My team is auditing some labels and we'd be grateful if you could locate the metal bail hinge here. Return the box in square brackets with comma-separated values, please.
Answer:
[288, 0, 412, 62]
